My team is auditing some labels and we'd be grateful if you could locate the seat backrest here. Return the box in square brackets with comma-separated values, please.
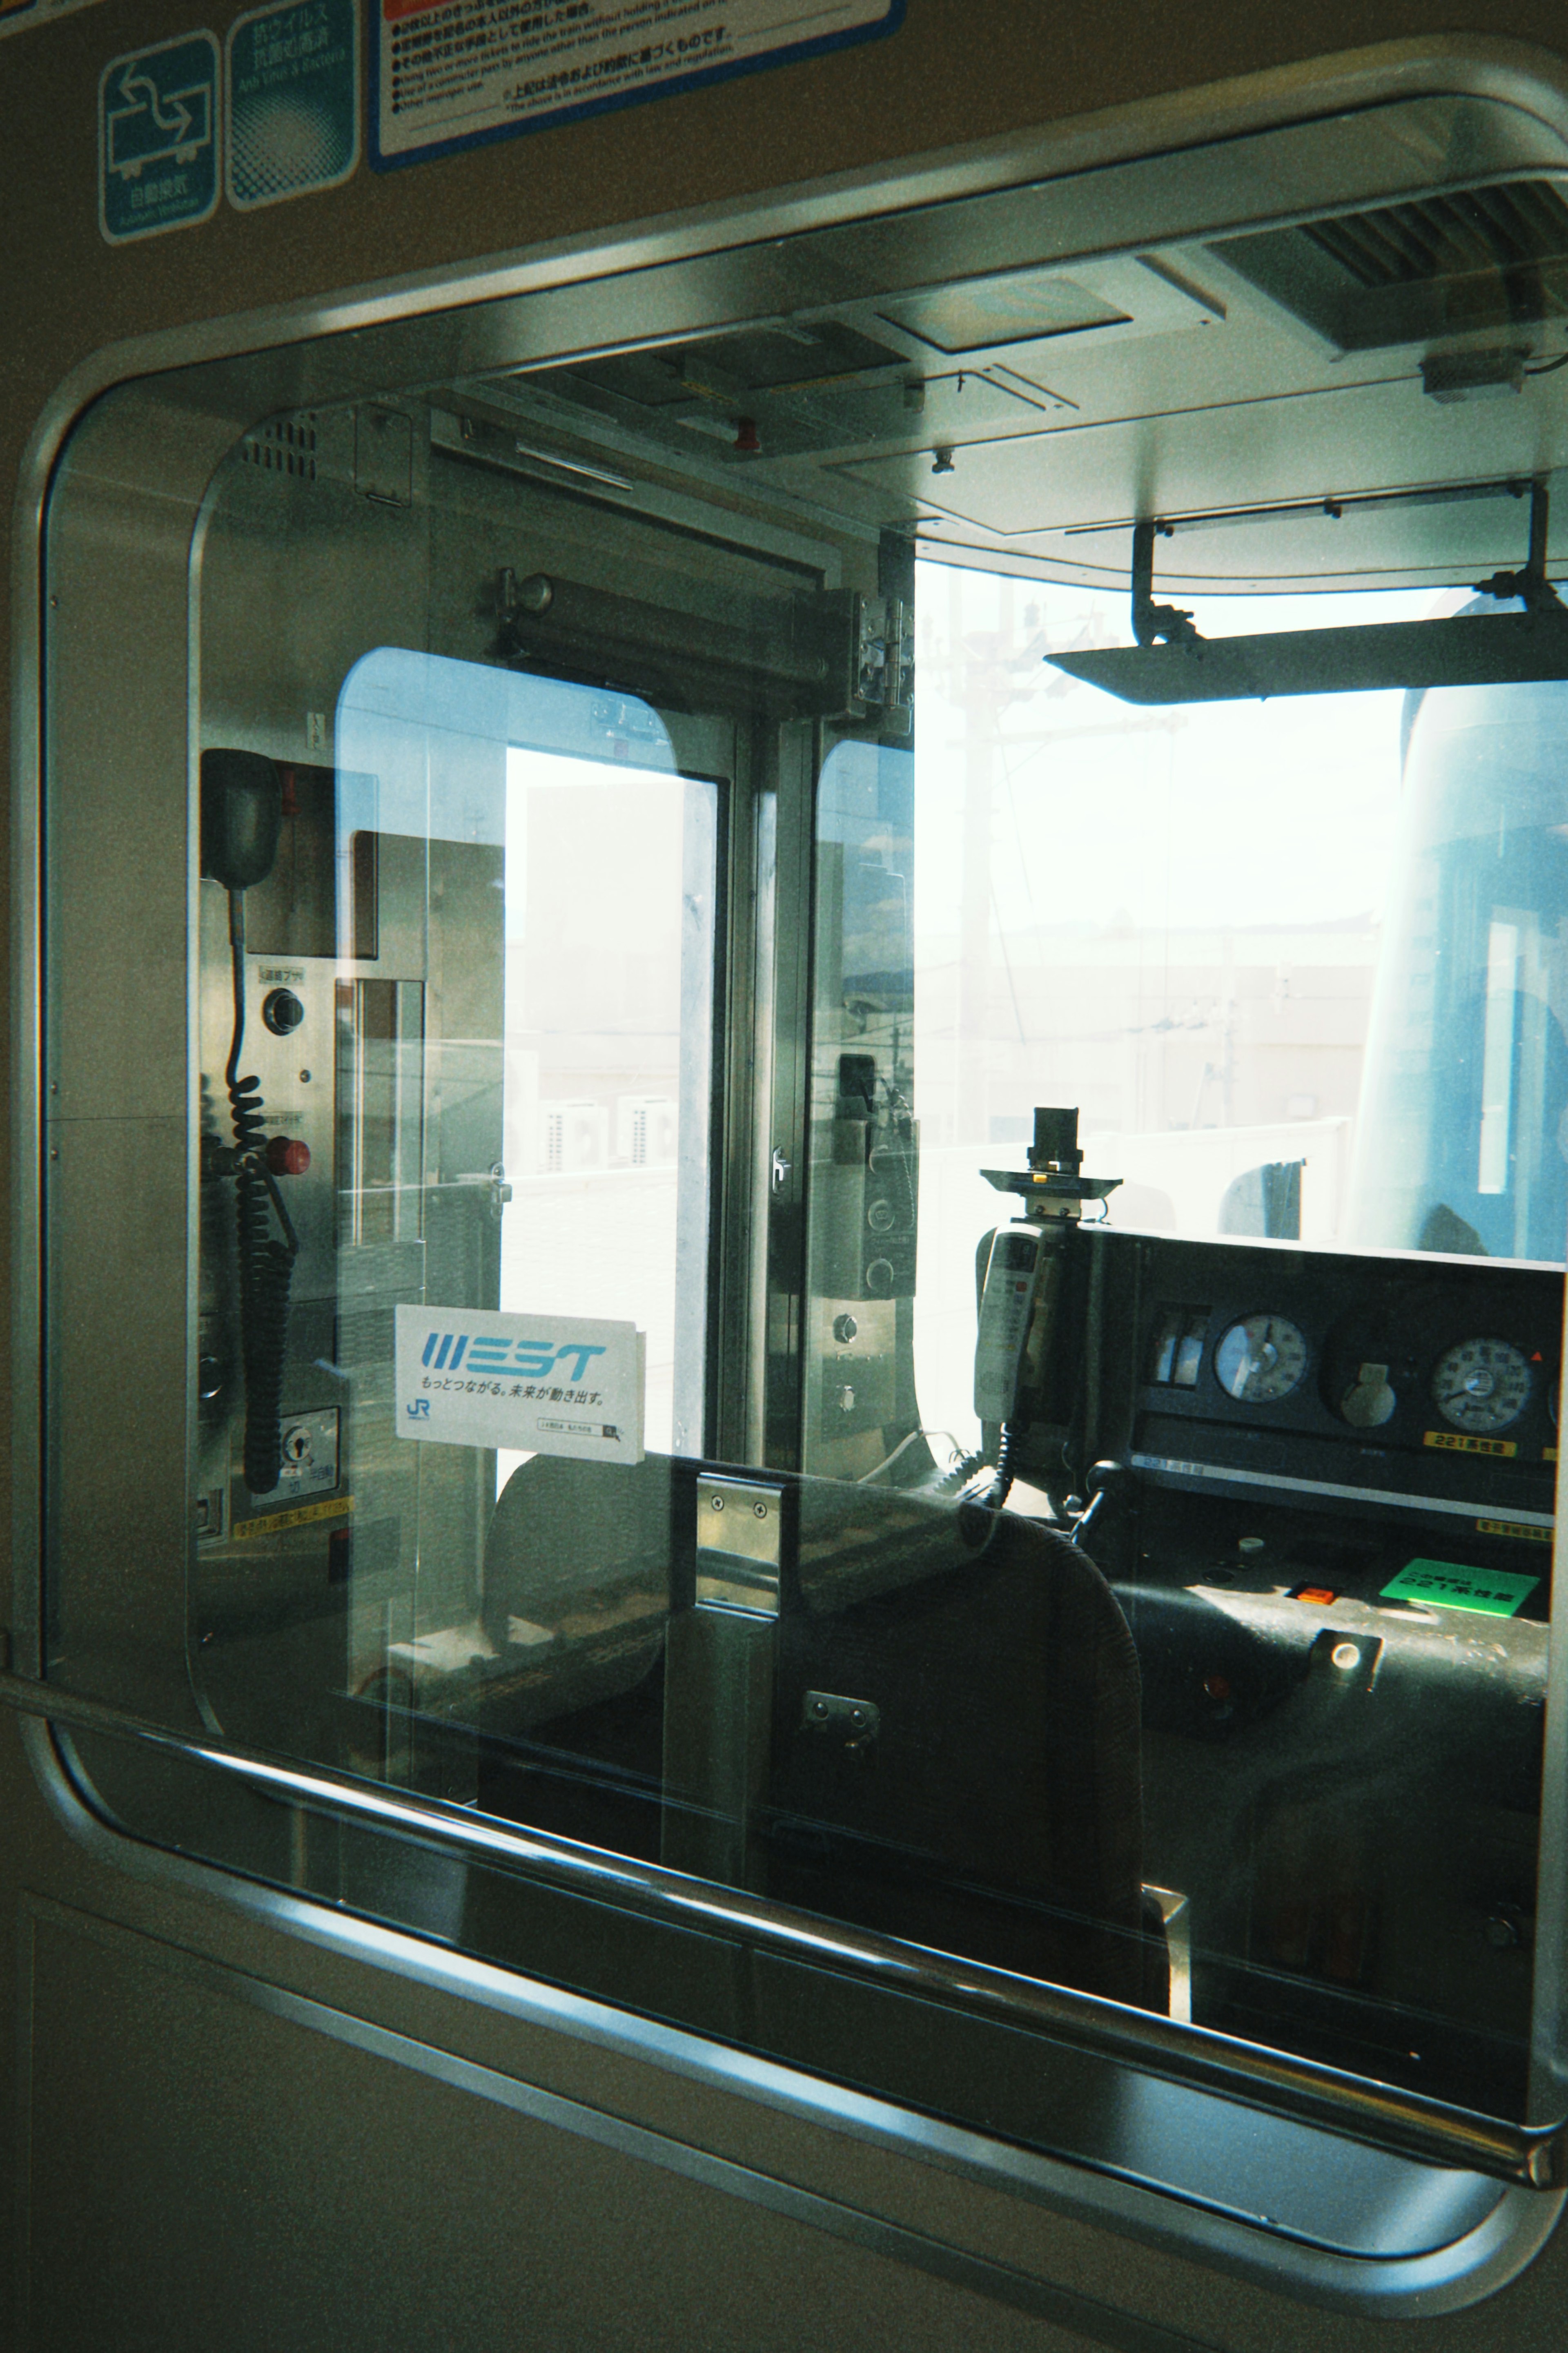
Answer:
[771, 1476, 1148, 2006]
[480, 1454, 1150, 2005]
[478, 1450, 675, 1726]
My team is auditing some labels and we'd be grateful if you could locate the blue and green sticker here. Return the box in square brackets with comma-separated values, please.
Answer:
[99, 31, 220, 243]
[1382, 1559, 1541, 1618]
[227, 0, 359, 210]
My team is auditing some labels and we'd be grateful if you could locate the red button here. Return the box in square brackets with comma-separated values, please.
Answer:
[1293, 1585, 1337, 1606]
[266, 1137, 311, 1176]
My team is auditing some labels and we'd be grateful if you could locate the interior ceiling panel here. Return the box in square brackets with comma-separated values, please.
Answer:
[541, 364, 1075, 464]
[518, 258, 1215, 469]
[558, 321, 910, 404]
[870, 254, 1223, 355]
[875, 273, 1130, 352]
[481, 127, 1568, 596]
[833, 370, 1568, 588]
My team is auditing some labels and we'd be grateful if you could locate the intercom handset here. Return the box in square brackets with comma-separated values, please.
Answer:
[200, 749, 300, 1497]
[974, 1224, 1048, 1424]
[971, 1108, 1119, 1512]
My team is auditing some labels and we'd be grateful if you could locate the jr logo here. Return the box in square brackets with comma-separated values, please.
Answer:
[406, 1398, 432, 1419]
[421, 1331, 608, 1382]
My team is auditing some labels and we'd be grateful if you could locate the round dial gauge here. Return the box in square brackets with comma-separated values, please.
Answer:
[1431, 1338, 1532, 1435]
[1214, 1314, 1309, 1404]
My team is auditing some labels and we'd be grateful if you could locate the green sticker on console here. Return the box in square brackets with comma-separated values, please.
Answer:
[1381, 1559, 1541, 1618]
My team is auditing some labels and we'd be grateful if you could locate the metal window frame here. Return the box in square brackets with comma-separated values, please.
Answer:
[12, 1695, 1565, 2324]
[2, 1663, 1555, 2188]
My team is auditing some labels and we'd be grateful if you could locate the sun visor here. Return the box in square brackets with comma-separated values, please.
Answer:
[1047, 606, 1568, 703]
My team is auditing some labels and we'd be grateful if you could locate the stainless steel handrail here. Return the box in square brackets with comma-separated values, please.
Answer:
[3, 1664, 1560, 2192]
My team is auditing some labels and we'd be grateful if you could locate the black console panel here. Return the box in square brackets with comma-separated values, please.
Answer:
[1085, 1230, 1561, 1585]
[1045, 1229, 1563, 2110]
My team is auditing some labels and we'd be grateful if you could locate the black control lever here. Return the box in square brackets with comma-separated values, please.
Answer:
[1069, 1460, 1129, 1549]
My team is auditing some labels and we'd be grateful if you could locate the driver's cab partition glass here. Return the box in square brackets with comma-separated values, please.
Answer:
[804, 737, 920, 1483]
[833, 558, 1560, 2125]
[37, 324, 1568, 2203]
[192, 649, 718, 1785]
[906, 564, 1568, 1456]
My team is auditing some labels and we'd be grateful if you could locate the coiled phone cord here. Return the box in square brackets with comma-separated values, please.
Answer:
[931, 1445, 986, 1496]
[977, 1421, 1019, 1513]
[225, 888, 298, 1495]
[941, 1427, 1020, 1559]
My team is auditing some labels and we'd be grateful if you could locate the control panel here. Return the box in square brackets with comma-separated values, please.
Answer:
[1069, 1229, 1561, 2106]
[1093, 1233, 1560, 1597]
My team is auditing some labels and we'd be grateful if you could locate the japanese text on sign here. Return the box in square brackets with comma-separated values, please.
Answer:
[374, 0, 899, 168]
[1381, 1559, 1541, 1619]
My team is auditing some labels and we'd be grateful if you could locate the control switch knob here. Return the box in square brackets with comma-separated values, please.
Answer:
[262, 987, 305, 1035]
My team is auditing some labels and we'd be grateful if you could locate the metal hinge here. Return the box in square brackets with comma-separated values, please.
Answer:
[812, 590, 915, 734]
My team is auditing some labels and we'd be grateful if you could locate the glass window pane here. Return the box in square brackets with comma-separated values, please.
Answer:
[497, 742, 716, 1465]
[905, 564, 1568, 1458]
[190, 646, 717, 1779]
[38, 279, 1567, 2203]
[784, 560, 1558, 2125]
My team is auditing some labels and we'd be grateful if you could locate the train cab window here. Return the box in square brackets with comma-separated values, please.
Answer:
[183, 646, 720, 1768]
[815, 562, 1564, 2127]
[32, 139, 1568, 2291]
[900, 568, 1568, 1459]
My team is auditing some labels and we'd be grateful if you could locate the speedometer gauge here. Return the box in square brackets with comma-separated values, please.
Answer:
[1431, 1339, 1532, 1435]
[1214, 1314, 1308, 1403]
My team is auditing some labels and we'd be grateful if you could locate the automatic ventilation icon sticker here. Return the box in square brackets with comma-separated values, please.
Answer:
[99, 30, 220, 242]
[394, 1306, 645, 1466]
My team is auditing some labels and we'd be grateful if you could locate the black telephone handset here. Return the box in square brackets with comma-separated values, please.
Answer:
[201, 748, 283, 893]
[971, 1108, 1119, 1513]
[974, 1223, 1049, 1425]
[201, 749, 297, 1497]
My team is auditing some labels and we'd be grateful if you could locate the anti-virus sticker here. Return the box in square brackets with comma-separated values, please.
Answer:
[99, 30, 220, 243]
[373, 0, 902, 172]
[395, 1304, 645, 1465]
[226, 0, 359, 210]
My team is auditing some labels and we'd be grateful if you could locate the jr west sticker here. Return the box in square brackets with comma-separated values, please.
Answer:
[395, 1304, 645, 1465]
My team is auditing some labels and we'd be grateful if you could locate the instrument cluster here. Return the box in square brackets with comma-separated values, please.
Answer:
[1194, 1311, 1541, 1439]
[1134, 1240, 1561, 1469]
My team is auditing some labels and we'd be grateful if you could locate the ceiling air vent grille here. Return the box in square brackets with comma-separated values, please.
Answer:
[1301, 182, 1568, 290]
[241, 415, 319, 482]
[1213, 180, 1568, 352]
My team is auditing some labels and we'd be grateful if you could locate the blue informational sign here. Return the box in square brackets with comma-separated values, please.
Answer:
[98, 31, 220, 243]
[227, 0, 359, 211]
